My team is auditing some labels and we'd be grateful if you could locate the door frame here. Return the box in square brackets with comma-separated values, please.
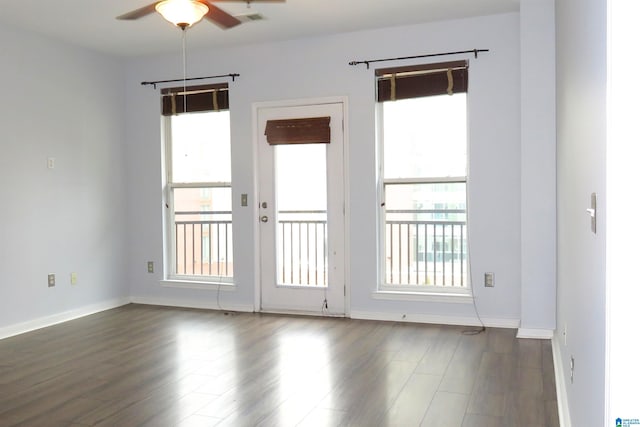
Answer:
[252, 96, 350, 316]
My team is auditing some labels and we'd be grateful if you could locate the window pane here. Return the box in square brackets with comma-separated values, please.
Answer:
[170, 111, 231, 183]
[174, 187, 232, 219]
[383, 94, 467, 179]
[385, 182, 467, 222]
[173, 187, 233, 278]
[384, 183, 467, 287]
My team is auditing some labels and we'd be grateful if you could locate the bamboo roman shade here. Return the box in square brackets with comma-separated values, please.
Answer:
[376, 60, 468, 102]
[264, 116, 331, 145]
[161, 83, 229, 116]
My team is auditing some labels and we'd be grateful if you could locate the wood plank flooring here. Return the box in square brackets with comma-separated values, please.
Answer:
[0, 304, 560, 426]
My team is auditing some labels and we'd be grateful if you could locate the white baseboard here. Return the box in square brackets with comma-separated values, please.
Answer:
[517, 328, 555, 339]
[130, 296, 255, 313]
[349, 310, 520, 329]
[0, 297, 131, 340]
[552, 334, 572, 427]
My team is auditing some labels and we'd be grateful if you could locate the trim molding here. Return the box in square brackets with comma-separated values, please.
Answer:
[130, 296, 255, 313]
[552, 334, 572, 427]
[516, 327, 554, 339]
[350, 310, 520, 329]
[371, 291, 473, 304]
[0, 297, 130, 340]
[159, 280, 236, 291]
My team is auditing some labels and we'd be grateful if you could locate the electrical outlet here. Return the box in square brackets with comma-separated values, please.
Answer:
[147, 261, 154, 273]
[241, 193, 248, 207]
[484, 272, 495, 287]
[48, 274, 55, 287]
[70, 272, 78, 285]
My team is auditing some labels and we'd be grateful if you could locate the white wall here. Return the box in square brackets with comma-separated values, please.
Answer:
[519, 0, 556, 335]
[556, 0, 608, 425]
[126, 13, 531, 326]
[0, 25, 129, 335]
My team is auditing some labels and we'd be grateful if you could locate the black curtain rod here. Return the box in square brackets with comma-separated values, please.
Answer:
[141, 73, 240, 89]
[349, 49, 489, 69]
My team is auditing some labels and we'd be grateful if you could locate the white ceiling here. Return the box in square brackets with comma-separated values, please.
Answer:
[0, 0, 519, 57]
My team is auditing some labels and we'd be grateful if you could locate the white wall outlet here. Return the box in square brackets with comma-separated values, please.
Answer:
[48, 274, 55, 287]
[484, 272, 495, 287]
[47, 157, 55, 169]
[70, 272, 78, 285]
[147, 261, 154, 273]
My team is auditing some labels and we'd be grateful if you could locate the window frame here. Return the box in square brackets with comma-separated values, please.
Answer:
[376, 73, 470, 295]
[162, 106, 233, 285]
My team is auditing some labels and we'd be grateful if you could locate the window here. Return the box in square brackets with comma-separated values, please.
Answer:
[377, 61, 469, 291]
[163, 84, 233, 283]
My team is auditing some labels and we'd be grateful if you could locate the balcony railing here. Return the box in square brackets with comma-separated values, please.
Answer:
[174, 210, 232, 278]
[385, 209, 467, 288]
[172, 208, 466, 288]
[277, 210, 327, 287]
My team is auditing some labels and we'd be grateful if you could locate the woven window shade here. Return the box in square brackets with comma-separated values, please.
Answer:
[376, 60, 468, 102]
[161, 83, 229, 116]
[264, 116, 331, 145]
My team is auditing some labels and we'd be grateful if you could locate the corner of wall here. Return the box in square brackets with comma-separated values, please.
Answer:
[552, 332, 572, 427]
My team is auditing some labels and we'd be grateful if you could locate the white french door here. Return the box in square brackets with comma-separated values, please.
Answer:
[256, 101, 346, 315]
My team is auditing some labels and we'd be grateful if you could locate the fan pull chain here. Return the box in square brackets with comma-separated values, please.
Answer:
[182, 28, 187, 114]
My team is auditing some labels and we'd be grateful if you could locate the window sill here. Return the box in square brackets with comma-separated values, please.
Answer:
[372, 290, 473, 304]
[160, 279, 235, 291]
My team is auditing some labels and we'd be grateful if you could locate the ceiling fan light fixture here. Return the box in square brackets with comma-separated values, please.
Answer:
[155, 0, 209, 29]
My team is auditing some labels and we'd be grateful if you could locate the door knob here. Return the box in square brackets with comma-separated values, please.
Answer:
[260, 216, 269, 223]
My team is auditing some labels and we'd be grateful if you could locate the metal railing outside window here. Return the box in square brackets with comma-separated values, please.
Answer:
[384, 208, 467, 287]
[174, 209, 233, 279]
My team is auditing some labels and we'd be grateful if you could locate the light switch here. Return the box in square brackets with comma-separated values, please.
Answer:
[241, 194, 248, 207]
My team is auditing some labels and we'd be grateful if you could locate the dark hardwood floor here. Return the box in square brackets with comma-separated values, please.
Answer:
[0, 304, 560, 426]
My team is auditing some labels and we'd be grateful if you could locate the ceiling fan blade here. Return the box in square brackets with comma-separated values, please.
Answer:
[116, 3, 159, 20]
[203, 2, 242, 28]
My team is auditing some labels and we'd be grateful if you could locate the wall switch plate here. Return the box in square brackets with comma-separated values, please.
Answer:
[70, 272, 78, 285]
[589, 192, 597, 233]
[570, 355, 575, 384]
[484, 272, 495, 287]
[241, 193, 248, 207]
[47, 157, 55, 169]
[48, 274, 55, 287]
[147, 261, 154, 274]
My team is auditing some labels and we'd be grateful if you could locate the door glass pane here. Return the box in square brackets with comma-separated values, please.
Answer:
[275, 144, 327, 287]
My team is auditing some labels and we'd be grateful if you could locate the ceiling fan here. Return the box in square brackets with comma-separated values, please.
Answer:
[117, 0, 285, 30]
